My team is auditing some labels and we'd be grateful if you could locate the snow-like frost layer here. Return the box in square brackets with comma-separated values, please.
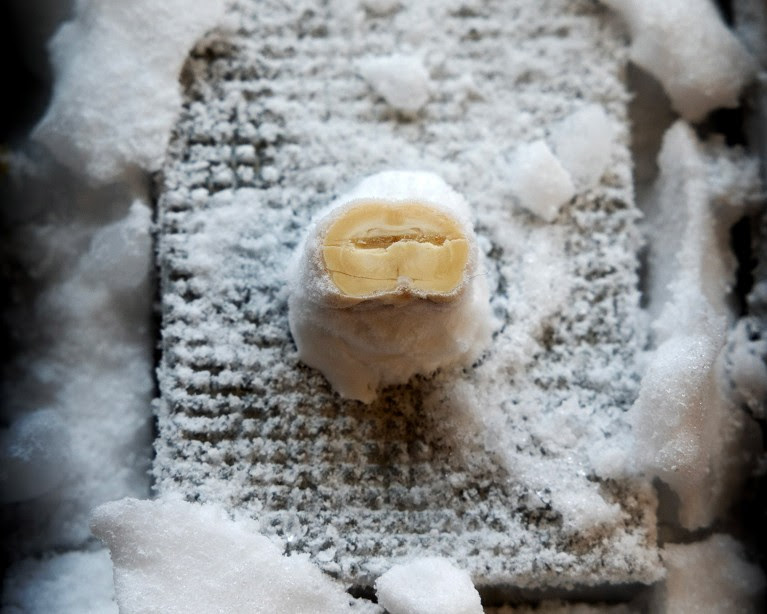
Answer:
[359, 55, 430, 114]
[506, 140, 575, 222]
[91, 498, 361, 614]
[603, 0, 756, 121]
[32, 0, 229, 182]
[288, 171, 493, 403]
[375, 558, 482, 614]
[1, 549, 117, 614]
[650, 535, 766, 613]
[631, 121, 762, 529]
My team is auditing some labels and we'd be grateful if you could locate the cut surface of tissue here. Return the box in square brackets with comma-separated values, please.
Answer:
[288, 170, 492, 402]
[91, 498, 361, 614]
[32, 0, 229, 182]
[603, 0, 756, 121]
[375, 557, 482, 614]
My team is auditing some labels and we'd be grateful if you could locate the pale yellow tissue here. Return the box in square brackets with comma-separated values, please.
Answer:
[322, 202, 469, 297]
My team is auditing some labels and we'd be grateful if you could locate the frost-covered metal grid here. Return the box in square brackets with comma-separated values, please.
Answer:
[154, 0, 663, 591]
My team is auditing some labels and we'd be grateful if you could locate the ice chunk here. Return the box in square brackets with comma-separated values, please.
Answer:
[359, 55, 430, 114]
[0, 409, 71, 503]
[32, 0, 229, 182]
[1, 549, 117, 614]
[507, 140, 575, 222]
[91, 497, 357, 614]
[631, 330, 731, 529]
[549, 105, 616, 191]
[650, 535, 766, 613]
[631, 122, 762, 529]
[603, 0, 757, 121]
[375, 557, 482, 614]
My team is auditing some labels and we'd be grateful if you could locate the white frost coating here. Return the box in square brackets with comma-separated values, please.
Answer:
[32, 0, 229, 182]
[288, 171, 493, 403]
[602, 0, 757, 121]
[549, 105, 616, 191]
[506, 140, 575, 222]
[359, 55, 430, 114]
[650, 535, 766, 613]
[631, 122, 761, 529]
[1, 549, 118, 614]
[375, 558, 482, 614]
[0, 410, 71, 504]
[91, 498, 357, 614]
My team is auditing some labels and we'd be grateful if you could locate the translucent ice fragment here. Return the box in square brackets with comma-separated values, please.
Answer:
[375, 557, 482, 614]
[508, 140, 575, 222]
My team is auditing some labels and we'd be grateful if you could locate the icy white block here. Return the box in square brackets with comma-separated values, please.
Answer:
[1, 549, 117, 614]
[507, 140, 575, 222]
[549, 105, 616, 191]
[631, 121, 761, 529]
[32, 0, 229, 182]
[644, 122, 756, 333]
[651, 535, 766, 613]
[359, 55, 430, 114]
[631, 330, 729, 529]
[91, 497, 357, 614]
[603, 0, 757, 121]
[288, 171, 493, 403]
[0, 409, 71, 503]
[375, 558, 482, 614]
